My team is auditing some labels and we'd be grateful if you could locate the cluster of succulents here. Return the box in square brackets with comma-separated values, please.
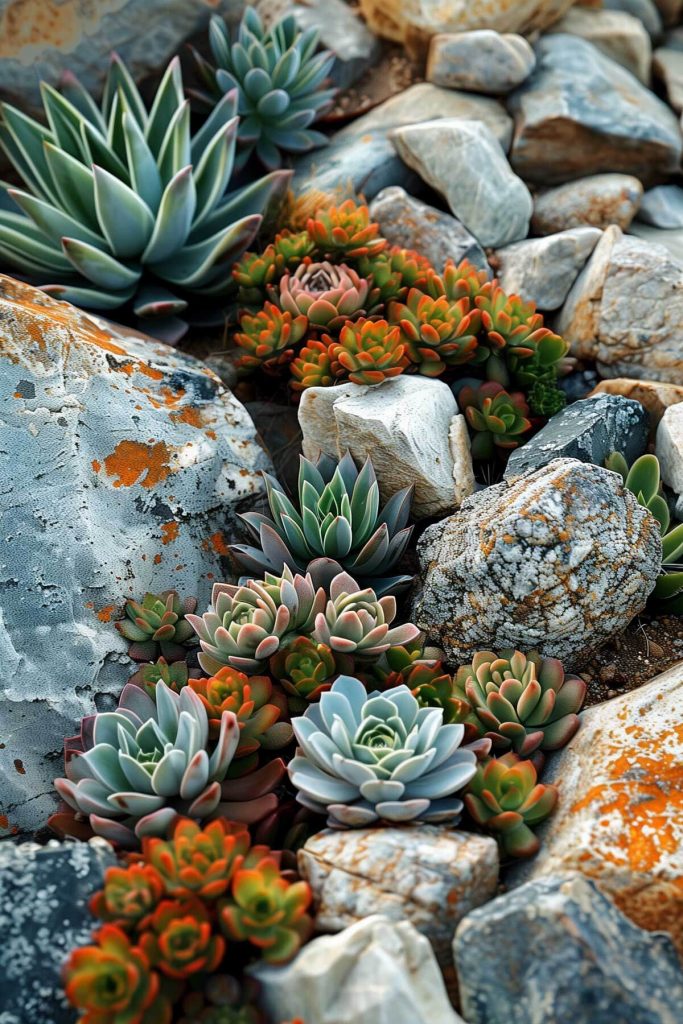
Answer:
[63, 815, 313, 1023]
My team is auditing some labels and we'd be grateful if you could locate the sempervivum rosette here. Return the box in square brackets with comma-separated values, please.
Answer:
[288, 675, 477, 827]
[276, 261, 372, 330]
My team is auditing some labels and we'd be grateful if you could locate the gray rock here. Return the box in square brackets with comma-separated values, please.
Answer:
[0, 838, 116, 1024]
[0, 276, 271, 837]
[629, 222, 683, 262]
[638, 185, 683, 228]
[504, 394, 649, 478]
[546, 8, 652, 82]
[508, 35, 682, 185]
[370, 186, 488, 272]
[604, 0, 663, 41]
[426, 31, 536, 94]
[532, 174, 643, 234]
[654, 46, 683, 111]
[391, 119, 532, 247]
[292, 0, 382, 89]
[493, 227, 602, 310]
[454, 873, 683, 1024]
[412, 458, 661, 665]
[656, 403, 683, 515]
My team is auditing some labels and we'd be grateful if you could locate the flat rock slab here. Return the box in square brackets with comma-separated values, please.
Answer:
[426, 30, 535, 94]
[493, 227, 602, 310]
[532, 174, 643, 234]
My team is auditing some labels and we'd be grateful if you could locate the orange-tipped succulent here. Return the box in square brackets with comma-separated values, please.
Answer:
[390, 289, 480, 376]
[290, 339, 337, 392]
[188, 667, 291, 755]
[270, 636, 354, 704]
[140, 899, 225, 979]
[235, 303, 308, 374]
[143, 817, 252, 902]
[90, 863, 165, 931]
[422, 259, 490, 302]
[233, 246, 278, 305]
[328, 318, 408, 386]
[307, 199, 387, 259]
[457, 381, 532, 460]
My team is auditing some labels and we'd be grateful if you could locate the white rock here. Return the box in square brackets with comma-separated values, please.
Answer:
[251, 915, 464, 1024]
[638, 185, 683, 228]
[298, 377, 475, 519]
[426, 31, 535, 94]
[654, 46, 683, 111]
[656, 403, 683, 515]
[532, 174, 643, 234]
[391, 119, 532, 247]
[546, 8, 652, 82]
[493, 227, 602, 310]
[629, 222, 683, 263]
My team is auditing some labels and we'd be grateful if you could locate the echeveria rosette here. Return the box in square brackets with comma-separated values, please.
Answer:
[188, 668, 292, 757]
[140, 898, 225, 979]
[457, 381, 532, 460]
[328, 318, 409, 386]
[270, 636, 354, 704]
[276, 261, 373, 330]
[289, 676, 477, 828]
[177, 977, 262, 1024]
[143, 817, 253, 902]
[52, 682, 240, 848]
[117, 591, 197, 663]
[90, 862, 165, 931]
[290, 339, 336, 392]
[232, 451, 414, 596]
[389, 289, 480, 377]
[234, 302, 307, 374]
[233, 245, 278, 306]
[357, 247, 433, 305]
[130, 658, 196, 698]
[313, 571, 420, 659]
[464, 752, 558, 858]
[421, 259, 490, 303]
[307, 200, 387, 260]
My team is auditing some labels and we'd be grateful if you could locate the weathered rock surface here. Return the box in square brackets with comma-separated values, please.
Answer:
[531, 174, 643, 234]
[590, 378, 683, 437]
[504, 394, 649, 478]
[509, 665, 683, 957]
[392, 119, 532, 247]
[508, 35, 682, 184]
[547, 8, 652, 82]
[426, 31, 535, 94]
[556, 227, 683, 384]
[493, 227, 602, 309]
[656, 0, 683, 25]
[412, 458, 661, 665]
[655, 46, 683, 110]
[0, 838, 116, 1024]
[628, 222, 683, 262]
[298, 377, 474, 518]
[656, 403, 683, 515]
[369, 187, 488, 273]
[638, 185, 683, 228]
[252, 915, 464, 1024]
[0, 276, 271, 837]
[454, 873, 683, 1024]
[292, 0, 381, 89]
[604, 0, 663, 39]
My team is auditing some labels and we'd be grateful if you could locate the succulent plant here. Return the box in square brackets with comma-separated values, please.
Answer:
[328, 317, 408, 386]
[453, 649, 586, 757]
[188, 668, 292, 755]
[234, 302, 307, 373]
[270, 636, 354, 703]
[479, 291, 569, 389]
[219, 855, 313, 962]
[90, 863, 165, 931]
[130, 658, 194, 697]
[276, 261, 373, 329]
[178, 976, 263, 1024]
[0, 56, 289, 336]
[187, 566, 325, 675]
[273, 228, 316, 271]
[307, 200, 386, 260]
[53, 681, 240, 847]
[357, 247, 433, 304]
[464, 752, 558, 857]
[193, 8, 335, 171]
[143, 817, 252, 903]
[232, 451, 414, 595]
[313, 571, 420, 659]
[389, 290, 480, 376]
[233, 245, 278, 305]
[456, 381, 532, 460]
[289, 338, 336, 391]
[140, 898, 225, 979]
[421, 259, 490, 303]
[528, 379, 567, 418]
[289, 675, 477, 827]
[116, 592, 198, 663]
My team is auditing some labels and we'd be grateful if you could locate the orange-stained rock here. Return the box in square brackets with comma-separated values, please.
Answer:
[590, 378, 683, 437]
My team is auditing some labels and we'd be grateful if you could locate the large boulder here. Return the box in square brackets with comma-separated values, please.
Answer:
[412, 458, 661, 666]
[0, 276, 271, 837]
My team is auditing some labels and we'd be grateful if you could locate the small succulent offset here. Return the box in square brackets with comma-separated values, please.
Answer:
[456, 381, 532, 460]
[312, 571, 420, 660]
[270, 636, 354, 704]
[117, 591, 197, 662]
[231, 451, 414, 596]
[464, 752, 558, 858]
[193, 7, 335, 170]
[276, 261, 373, 329]
[188, 668, 292, 756]
[289, 675, 477, 827]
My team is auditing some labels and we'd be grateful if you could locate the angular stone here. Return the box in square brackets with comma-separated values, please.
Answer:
[298, 377, 475, 519]
[654, 46, 683, 111]
[508, 35, 682, 185]
[426, 31, 536, 94]
[0, 276, 271, 837]
[370, 187, 488, 273]
[628, 222, 683, 263]
[604, 0, 663, 40]
[291, 0, 382, 89]
[454, 873, 683, 1024]
[0, 838, 116, 1024]
[590, 377, 683, 437]
[412, 458, 661, 666]
[656, 403, 683, 515]
[504, 394, 649, 478]
[638, 185, 683, 229]
[547, 8, 652, 82]
[509, 665, 683, 957]
[392, 119, 532, 247]
[532, 174, 643, 234]
[493, 227, 602, 310]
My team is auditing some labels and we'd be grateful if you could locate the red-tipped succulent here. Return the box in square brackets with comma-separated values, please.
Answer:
[234, 303, 308, 374]
[328, 318, 408, 385]
[307, 199, 387, 259]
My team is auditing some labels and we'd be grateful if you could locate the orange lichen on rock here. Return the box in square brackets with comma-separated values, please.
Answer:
[95, 604, 116, 623]
[160, 521, 180, 545]
[99, 440, 174, 489]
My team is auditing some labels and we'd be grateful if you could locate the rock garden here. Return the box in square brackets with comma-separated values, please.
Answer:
[0, 0, 682, 1022]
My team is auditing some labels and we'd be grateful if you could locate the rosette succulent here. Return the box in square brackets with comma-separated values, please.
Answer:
[188, 668, 292, 755]
[464, 752, 558, 857]
[328, 318, 408, 386]
[290, 339, 335, 391]
[193, 7, 335, 170]
[289, 675, 477, 827]
[140, 898, 225, 978]
[0, 55, 289, 335]
[270, 636, 354, 703]
[117, 591, 197, 662]
[313, 571, 420, 658]
[186, 566, 325, 675]
[453, 649, 586, 757]
[130, 658, 194, 697]
[90, 863, 165, 930]
[52, 681, 240, 847]
[276, 261, 372, 329]
[307, 200, 386, 259]
[389, 290, 480, 376]
[231, 451, 414, 595]
[422, 259, 490, 303]
[457, 381, 532, 460]
[143, 817, 252, 902]
[234, 302, 307, 373]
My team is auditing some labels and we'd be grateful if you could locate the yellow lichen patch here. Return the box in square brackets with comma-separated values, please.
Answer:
[99, 440, 174, 489]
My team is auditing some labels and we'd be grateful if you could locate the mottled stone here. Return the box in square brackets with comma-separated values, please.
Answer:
[509, 665, 683, 957]
[654, 46, 683, 110]
[252, 915, 465, 1024]
[391, 119, 532, 247]
[628, 222, 683, 262]
[0, 276, 271, 837]
[455, 873, 683, 1024]
[412, 458, 661, 666]
[0, 838, 116, 1024]
[656, 403, 683, 516]
[504, 394, 649, 478]
[638, 185, 683, 229]
[493, 227, 602, 310]
[291, 0, 381, 89]
[590, 378, 683, 438]
[298, 377, 474, 519]
[508, 35, 682, 185]
[547, 8, 652, 82]
[370, 187, 488, 273]
[532, 174, 643, 234]
[604, 0, 663, 41]
[426, 31, 536, 94]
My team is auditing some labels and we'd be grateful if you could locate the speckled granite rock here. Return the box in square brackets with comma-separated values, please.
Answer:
[509, 665, 683, 957]
[504, 394, 649, 478]
[454, 873, 683, 1024]
[531, 174, 643, 234]
[638, 185, 683, 228]
[590, 378, 683, 437]
[412, 458, 661, 666]
[0, 837, 116, 1024]
[426, 30, 535, 94]
[0, 276, 270, 838]
[493, 227, 602, 309]
[546, 8, 652, 82]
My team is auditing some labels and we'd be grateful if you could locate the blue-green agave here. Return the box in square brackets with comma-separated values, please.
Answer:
[192, 7, 335, 171]
[0, 54, 290, 337]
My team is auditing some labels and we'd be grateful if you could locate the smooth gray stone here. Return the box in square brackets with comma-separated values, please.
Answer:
[638, 185, 683, 228]
[629, 222, 683, 262]
[426, 30, 536, 94]
[493, 227, 602, 309]
[604, 0, 663, 41]
[292, 0, 382, 89]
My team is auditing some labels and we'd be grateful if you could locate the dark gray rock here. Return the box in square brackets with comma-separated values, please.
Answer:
[504, 394, 649, 478]
[292, 0, 382, 89]
[454, 873, 683, 1024]
[558, 368, 601, 403]
[0, 838, 116, 1024]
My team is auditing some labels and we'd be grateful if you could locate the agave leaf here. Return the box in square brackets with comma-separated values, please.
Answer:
[44, 141, 98, 228]
[377, 485, 413, 533]
[190, 88, 238, 165]
[8, 187, 105, 247]
[142, 165, 196, 264]
[80, 118, 130, 183]
[146, 57, 184, 157]
[256, 137, 282, 170]
[43, 281, 137, 310]
[40, 82, 88, 161]
[193, 116, 238, 227]
[122, 111, 162, 212]
[625, 454, 660, 503]
[194, 168, 290, 241]
[59, 70, 107, 133]
[350, 526, 389, 575]
[62, 236, 141, 290]
[151, 213, 261, 287]
[271, 47, 302, 90]
[107, 91, 129, 164]
[322, 516, 354, 559]
[103, 53, 148, 129]
[0, 104, 57, 202]
[132, 284, 188, 318]
[93, 165, 154, 258]
[158, 100, 191, 185]
[298, 456, 327, 497]
[279, 515, 310, 561]
[0, 216, 74, 272]
[209, 15, 232, 68]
